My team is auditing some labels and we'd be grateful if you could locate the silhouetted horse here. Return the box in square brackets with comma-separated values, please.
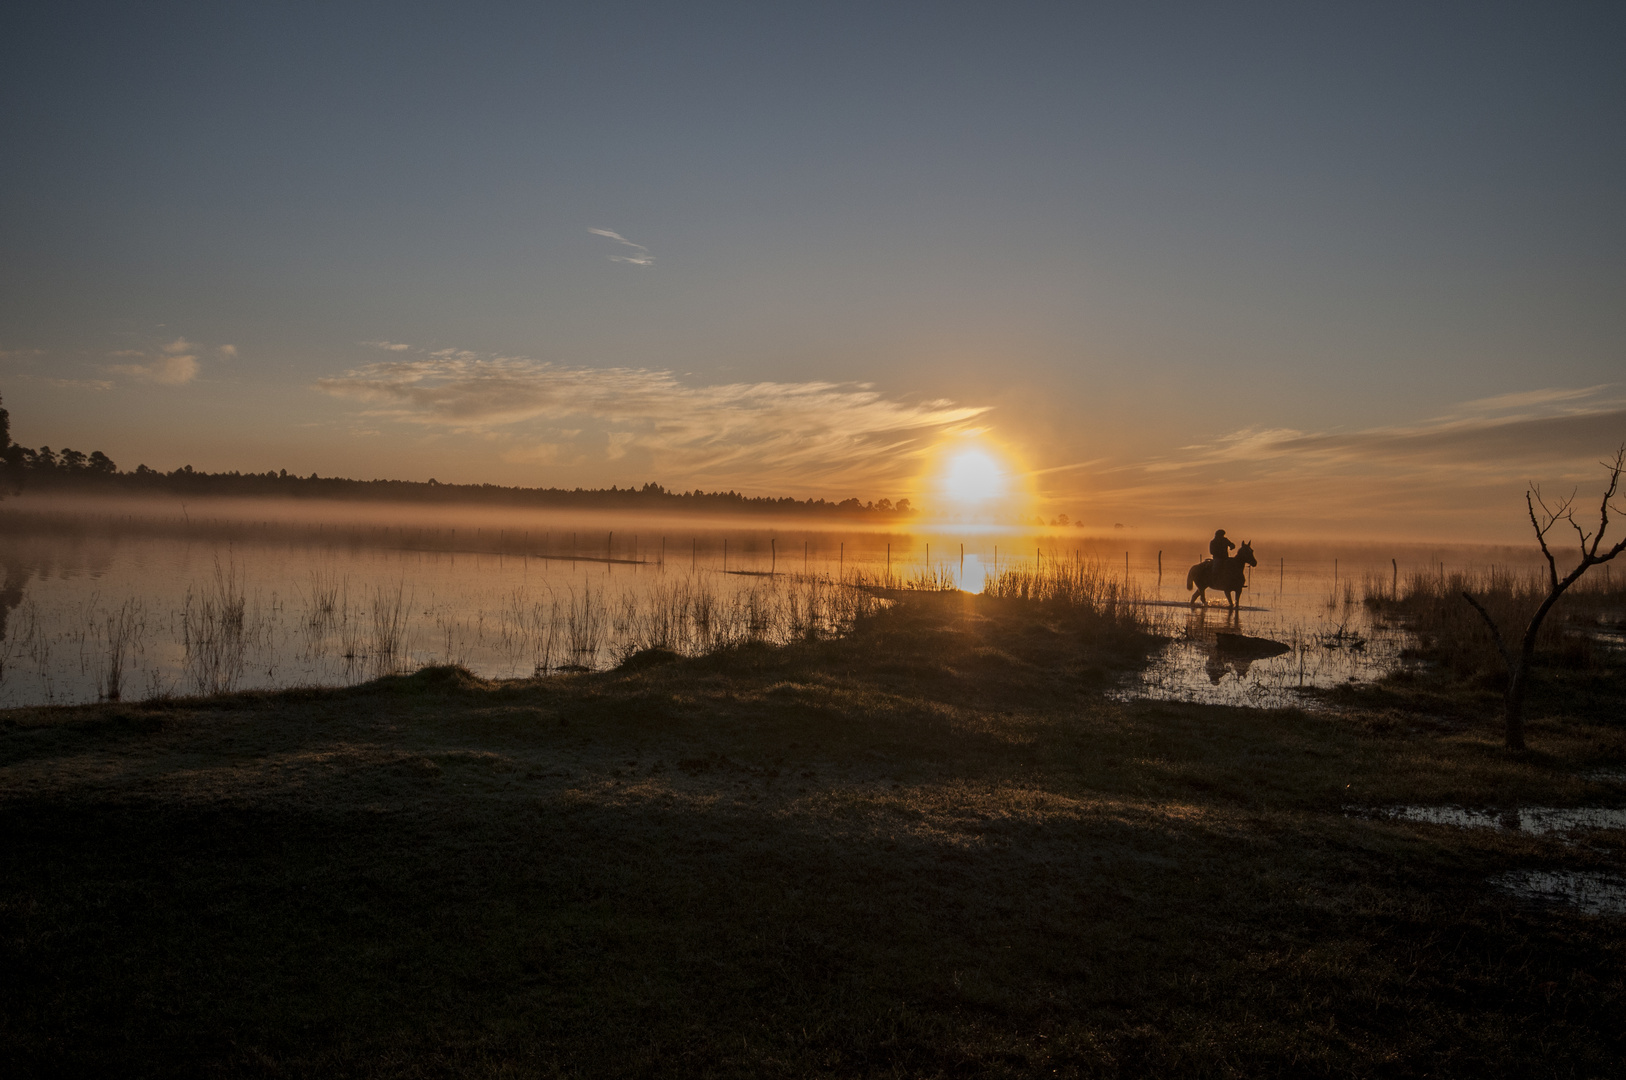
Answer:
[1186, 540, 1256, 608]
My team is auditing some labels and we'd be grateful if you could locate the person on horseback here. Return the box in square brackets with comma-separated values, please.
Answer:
[1209, 529, 1235, 563]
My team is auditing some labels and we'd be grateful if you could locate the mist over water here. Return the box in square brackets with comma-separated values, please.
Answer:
[0, 496, 1555, 709]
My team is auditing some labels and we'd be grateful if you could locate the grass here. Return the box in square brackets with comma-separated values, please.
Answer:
[2, 590, 1624, 1077]
[1364, 565, 1626, 685]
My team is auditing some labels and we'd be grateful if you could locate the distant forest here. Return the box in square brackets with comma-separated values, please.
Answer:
[0, 395, 915, 519]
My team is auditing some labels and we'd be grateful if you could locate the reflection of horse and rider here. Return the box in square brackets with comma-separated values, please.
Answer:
[1186, 529, 1257, 608]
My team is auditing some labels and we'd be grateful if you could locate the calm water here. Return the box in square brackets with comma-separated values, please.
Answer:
[0, 500, 1544, 709]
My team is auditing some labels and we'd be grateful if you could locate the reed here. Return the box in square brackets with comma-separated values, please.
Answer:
[368, 581, 411, 678]
[982, 553, 1151, 633]
[1363, 566, 1624, 681]
[182, 560, 248, 696]
[903, 565, 959, 592]
[99, 598, 146, 701]
[565, 586, 606, 665]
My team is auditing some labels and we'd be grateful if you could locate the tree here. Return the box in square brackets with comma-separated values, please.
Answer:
[0, 393, 19, 496]
[1463, 445, 1626, 750]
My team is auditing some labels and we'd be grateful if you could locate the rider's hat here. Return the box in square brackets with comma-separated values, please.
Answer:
[1214, 528, 1226, 536]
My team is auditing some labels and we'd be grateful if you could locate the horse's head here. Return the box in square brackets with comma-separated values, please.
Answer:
[1239, 540, 1257, 567]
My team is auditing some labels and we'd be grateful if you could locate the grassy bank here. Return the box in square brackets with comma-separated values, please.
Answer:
[2, 590, 1623, 1077]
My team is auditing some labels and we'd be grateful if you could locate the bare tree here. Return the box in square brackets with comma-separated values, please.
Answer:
[1463, 445, 1626, 750]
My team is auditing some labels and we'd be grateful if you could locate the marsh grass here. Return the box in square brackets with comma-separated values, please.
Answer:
[982, 552, 1153, 635]
[367, 581, 411, 678]
[1365, 566, 1626, 683]
[98, 598, 145, 701]
[903, 564, 959, 591]
[564, 585, 606, 665]
[182, 561, 249, 696]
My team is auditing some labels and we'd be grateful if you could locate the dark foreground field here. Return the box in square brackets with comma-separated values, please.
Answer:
[2, 592, 1623, 1078]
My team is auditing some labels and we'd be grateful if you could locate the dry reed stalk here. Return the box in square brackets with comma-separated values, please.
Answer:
[369, 581, 411, 677]
[182, 560, 248, 695]
[100, 597, 146, 701]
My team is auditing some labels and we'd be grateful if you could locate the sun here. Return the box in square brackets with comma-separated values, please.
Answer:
[921, 439, 1030, 522]
[942, 448, 1008, 505]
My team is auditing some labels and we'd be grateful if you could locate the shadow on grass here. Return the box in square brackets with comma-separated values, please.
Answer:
[2, 591, 1624, 1077]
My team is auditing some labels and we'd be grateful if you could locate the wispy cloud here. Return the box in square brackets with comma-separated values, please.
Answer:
[363, 340, 413, 351]
[316, 353, 987, 491]
[41, 377, 114, 391]
[107, 351, 199, 385]
[588, 227, 654, 266]
[1073, 384, 1626, 537]
[97, 335, 213, 385]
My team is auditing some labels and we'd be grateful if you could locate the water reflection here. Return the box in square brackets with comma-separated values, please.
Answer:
[1361, 804, 1626, 835]
[1492, 870, 1626, 916]
[0, 507, 1543, 709]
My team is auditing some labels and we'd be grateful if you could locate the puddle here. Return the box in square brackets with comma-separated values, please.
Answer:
[1583, 769, 1626, 785]
[1361, 805, 1626, 835]
[1114, 567, 1416, 708]
[1491, 870, 1626, 916]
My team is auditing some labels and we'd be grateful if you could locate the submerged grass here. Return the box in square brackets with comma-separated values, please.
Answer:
[2, 590, 1623, 1076]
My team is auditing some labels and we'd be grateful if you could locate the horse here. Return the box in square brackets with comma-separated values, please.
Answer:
[1186, 540, 1257, 609]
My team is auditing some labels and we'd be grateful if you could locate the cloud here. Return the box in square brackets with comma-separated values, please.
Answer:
[1174, 384, 1626, 472]
[588, 227, 654, 266]
[218, 344, 238, 357]
[41, 377, 114, 391]
[1072, 384, 1626, 538]
[316, 353, 988, 490]
[161, 337, 195, 355]
[107, 353, 199, 385]
[363, 341, 413, 351]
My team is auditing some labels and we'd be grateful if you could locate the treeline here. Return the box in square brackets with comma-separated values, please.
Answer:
[0, 395, 915, 518]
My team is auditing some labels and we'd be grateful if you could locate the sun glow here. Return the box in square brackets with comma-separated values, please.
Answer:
[922, 439, 1032, 523]
[942, 448, 1008, 505]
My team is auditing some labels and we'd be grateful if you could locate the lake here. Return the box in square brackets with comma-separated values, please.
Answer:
[0, 496, 1546, 709]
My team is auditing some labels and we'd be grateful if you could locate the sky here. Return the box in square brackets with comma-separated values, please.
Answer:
[1, 1, 1623, 539]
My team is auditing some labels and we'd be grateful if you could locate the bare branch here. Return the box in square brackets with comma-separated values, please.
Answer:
[1567, 508, 1590, 554]
[1461, 591, 1512, 668]
[1527, 489, 1559, 589]
[1588, 445, 1625, 561]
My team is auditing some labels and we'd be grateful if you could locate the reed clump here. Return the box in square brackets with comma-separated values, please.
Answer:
[982, 554, 1152, 635]
[182, 561, 249, 696]
[608, 574, 878, 665]
[368, 581, 411, 678]
[1364, 566, 1625, 682]
[99, 598, 146, 701]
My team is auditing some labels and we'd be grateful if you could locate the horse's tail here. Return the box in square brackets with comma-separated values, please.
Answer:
[1185, 565, 1198, 590]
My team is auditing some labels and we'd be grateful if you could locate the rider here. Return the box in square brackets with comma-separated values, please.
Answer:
[1209, 529, 1235, 562]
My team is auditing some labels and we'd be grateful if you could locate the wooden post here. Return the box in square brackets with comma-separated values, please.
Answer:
[771, 538, 776, 576]
[724, 538, 728, 573]
[1157, 550, 1162, 585]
